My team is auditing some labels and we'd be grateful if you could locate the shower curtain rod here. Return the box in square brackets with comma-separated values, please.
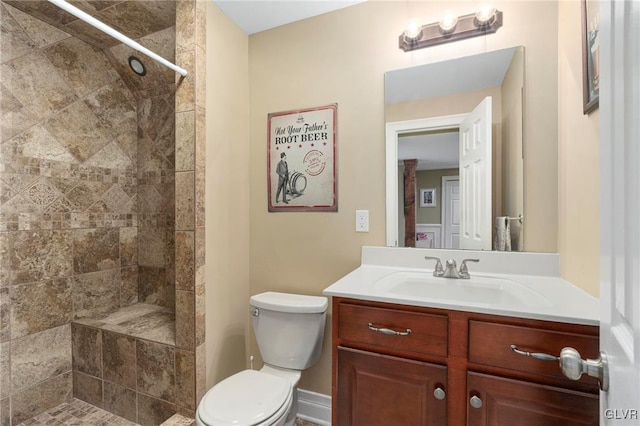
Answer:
[47, 0, 188, 77]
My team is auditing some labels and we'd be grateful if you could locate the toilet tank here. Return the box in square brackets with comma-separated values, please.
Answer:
[250, 292, 328, 370]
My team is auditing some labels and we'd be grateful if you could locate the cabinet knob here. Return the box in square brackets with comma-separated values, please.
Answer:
[433, 387, 446, 400]
[469, 395, 483, 409]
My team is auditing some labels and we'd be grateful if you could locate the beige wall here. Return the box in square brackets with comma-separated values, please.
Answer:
[204, 2, 251, 388]
[558, 0, 600, 297]
[248, 0, 559, 395]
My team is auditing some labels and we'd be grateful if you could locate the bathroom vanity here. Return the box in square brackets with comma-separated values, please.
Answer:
[324, 247, 600, 426]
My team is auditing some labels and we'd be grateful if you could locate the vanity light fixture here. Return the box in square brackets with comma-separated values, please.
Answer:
[399, 8, 503, 52]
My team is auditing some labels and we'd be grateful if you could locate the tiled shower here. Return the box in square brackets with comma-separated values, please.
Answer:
[0, 1, 206, 425]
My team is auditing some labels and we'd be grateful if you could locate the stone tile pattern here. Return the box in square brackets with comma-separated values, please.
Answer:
[72, 322, 182, 426]
[174, 0, 207, 409]
[9, 398, 322, 426]
[0, 2, 189, 425]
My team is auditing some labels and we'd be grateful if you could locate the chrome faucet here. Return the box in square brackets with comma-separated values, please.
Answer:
[424, 256, 479, 279]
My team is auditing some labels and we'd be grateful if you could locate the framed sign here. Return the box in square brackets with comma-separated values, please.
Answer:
[267, 104, 338, 212]
[420, 188, 437, 207]
[582, 0, 599, 114]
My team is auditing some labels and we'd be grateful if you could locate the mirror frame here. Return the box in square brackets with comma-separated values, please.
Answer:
[385, 113, 467, 247]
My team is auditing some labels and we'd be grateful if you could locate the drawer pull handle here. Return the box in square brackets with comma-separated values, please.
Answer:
[510, 344, 559, 362]
[367, 323, 412, 336]
[433, 387, 446, 400]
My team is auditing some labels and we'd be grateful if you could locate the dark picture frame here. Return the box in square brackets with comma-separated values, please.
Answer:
[582, 0, 600, 114]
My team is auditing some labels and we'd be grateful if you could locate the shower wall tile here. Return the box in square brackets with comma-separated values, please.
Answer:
[10, 324, 71, 392]
[0, 396, 8, 426]
[0, 288, 8, 342]
[175, 111, 195, 172]
[44, 101, 112, 163]
[72, 269, 120, 319]
[0, 85, 39, 143]
[43, 37, 118, 98]
[175, 0, 194, 55]
[102, 331, 136, 390]
[1, 52, 78, 119]
[195, 343, 206, 404]
[175, 172, 194, 231]
[0, 341, 9, 399]
[195, 45, 205, 109]
[175, 290, 194, 350]
[72, 228, 120, 274]
[1, 3, 38, 64]
[175, 231, 194, 291]
[175, 51, 195, 113]
[120, 227, 138, 267]
[138, 266, 174, 308]
[138, 226, 170, 267]
[195, 0, 206, 52]
[9, 278, 72, 339]
[9, 229, 73, 284]
[175, 349, 195, 411]
[137, 393, 176, 426]
[195, 227, 205, 289]
[120, 266, 139, 306]
[136, 340, 175, 402]
[195, 284, 205, 347]
[71, 323, 102, 378]
[0, 233, 8, 287]
[195, 106, 205, 170]
[10, 371, 72, 425]
[103, 381, 137, 423]
[195, 167, 205, 228]
[73, 370, 104, 408]
[4, 4, 69, 49]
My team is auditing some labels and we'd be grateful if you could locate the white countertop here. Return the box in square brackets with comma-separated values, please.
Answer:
[323, 247, 599, 326]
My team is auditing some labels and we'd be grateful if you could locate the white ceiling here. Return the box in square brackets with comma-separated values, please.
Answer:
[212, 0, 366, 35]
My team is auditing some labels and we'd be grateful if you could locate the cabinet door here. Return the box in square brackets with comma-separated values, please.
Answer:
[337, 347, 447, 426]
[467, 372, 598, 426]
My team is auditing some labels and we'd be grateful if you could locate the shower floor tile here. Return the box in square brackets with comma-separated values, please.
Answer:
[14, 398, 140, 426]
[73, 303, 175, 345]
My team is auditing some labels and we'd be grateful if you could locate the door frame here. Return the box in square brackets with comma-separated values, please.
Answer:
[386, 114, 467, 246]
[441, 175, 460, 249]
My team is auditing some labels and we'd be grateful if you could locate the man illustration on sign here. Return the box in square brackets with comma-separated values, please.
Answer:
[275, 152, 289, 204]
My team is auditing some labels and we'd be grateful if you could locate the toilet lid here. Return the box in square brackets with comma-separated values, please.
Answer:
[199, 370, 292, 426]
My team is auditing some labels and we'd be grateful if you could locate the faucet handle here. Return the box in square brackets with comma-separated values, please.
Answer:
[424, 256, 444, 277]
[459, 258, 479, 278]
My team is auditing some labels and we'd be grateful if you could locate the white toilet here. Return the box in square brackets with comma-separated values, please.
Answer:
[196, 292, 328, 426]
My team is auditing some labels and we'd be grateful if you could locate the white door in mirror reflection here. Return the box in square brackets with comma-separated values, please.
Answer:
[442, 176, 460, 249]
[459, 97, 492, 250]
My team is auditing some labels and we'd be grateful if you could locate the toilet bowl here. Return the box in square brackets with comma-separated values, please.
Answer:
[195, 292, 328, 426]
[196, 369, 294, 426]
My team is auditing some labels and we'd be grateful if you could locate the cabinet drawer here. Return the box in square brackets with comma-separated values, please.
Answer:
[468, 320, 599, 383]
[338, 302, 448, 358]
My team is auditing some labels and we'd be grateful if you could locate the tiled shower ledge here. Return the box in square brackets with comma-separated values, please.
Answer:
[73, 303, 175, 346]
[14, 399, 195, 426]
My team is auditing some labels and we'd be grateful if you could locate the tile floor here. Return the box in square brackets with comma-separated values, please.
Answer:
[14, 399, 323, 426]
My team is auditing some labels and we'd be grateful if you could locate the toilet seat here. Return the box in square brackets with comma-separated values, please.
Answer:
[197, 369, 293, 426]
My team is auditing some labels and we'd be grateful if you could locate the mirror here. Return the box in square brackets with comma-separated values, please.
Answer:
[385, 46, 525, 251]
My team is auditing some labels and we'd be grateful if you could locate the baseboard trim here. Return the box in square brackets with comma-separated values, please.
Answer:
[297, 389, 331, 425]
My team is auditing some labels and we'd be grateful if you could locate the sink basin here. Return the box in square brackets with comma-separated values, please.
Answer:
[373, 271, 552, 309]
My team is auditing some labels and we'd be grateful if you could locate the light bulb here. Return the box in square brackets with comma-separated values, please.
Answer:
[475, 6, 496, 25]
[439, 13, 458, 33]
[404, 21, 422, 40]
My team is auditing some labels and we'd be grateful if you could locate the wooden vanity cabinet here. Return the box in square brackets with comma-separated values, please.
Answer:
[332, 297, 600, 426]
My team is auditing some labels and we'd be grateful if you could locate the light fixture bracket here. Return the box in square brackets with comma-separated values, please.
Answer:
[399, 10, 503, 52]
